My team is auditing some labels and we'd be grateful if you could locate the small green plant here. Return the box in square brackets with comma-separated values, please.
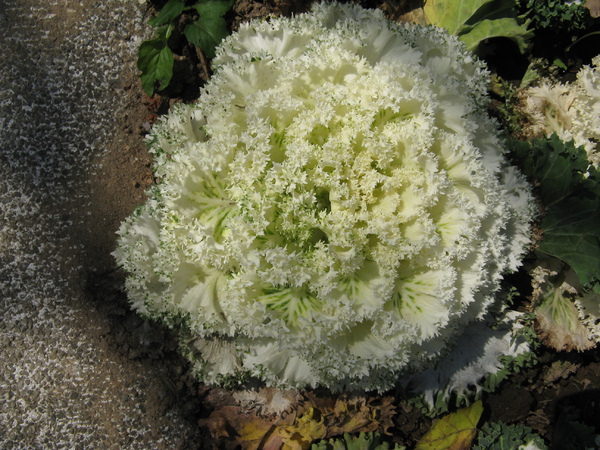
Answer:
[473, 421, 548, 449]
[138, 0, 234, 96]
[519, 0, 591, 35]
[517, 0, 594, 70]
[311, 432, 405, 450]
[489, 74, 525, 134]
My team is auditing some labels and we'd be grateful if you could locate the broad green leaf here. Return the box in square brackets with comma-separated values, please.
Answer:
[148, 0, 186, 27]
[463, 0, 521, 25]
[137, 35, 174, 96]
[539, 233, 600, 289]
[459, 17, 533, 53]
[192, 0, 235, 18]
[424, 0, 493, 34]
[508, 135, 600, 290]
[415, 400, 483, 450]
[423, 0, 531, 53]
[185, 0, 234, 59]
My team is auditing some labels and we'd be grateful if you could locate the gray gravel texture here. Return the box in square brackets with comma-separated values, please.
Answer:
[0, 0, 207, 447]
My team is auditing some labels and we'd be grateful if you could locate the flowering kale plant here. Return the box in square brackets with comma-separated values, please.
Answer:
[115, 3, 534, 391]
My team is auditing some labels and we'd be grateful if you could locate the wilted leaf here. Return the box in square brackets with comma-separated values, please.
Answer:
[203, 391, 398, 449]
[200, 403, 294, 449]
[199, 406, 241, 448]
[542, 360, 579, 385]
[312, 432, 405, 450]
[328, 397, 396, 436]
[399, 7, 428, 25]
[278, 408, 327, 450]
[536, 287, 595, 352]
[415, 400, 483, 450]
[302, 393, 397, 438]
[585, 0, 600, 18]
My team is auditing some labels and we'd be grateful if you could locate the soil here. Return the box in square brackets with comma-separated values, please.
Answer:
[1, 0, 599, 448]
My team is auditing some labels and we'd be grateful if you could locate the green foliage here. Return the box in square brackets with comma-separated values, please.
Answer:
[412, 337, 538, 417]
[406, 311, 538, 417]
[480, 342, 538, 394]
[149, 0, 186, 26]
[508, 134, 600, 293]
[423, 0, 532, 53]
[517, 0, 594, 70]
[473, 421, 548, 449]
[519, 0, 591, 34]
[184, 1, 233, 59]
[311, 432, 405, 450]
[489, 75, 524, 134]
[138, 25, 175, 97]
[138, 0, 234, 96]
[511, 312, 542, 352]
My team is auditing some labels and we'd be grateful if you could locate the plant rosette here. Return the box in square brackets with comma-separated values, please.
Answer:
[114, 2, 534, 391]
[519, 55, 600, 167]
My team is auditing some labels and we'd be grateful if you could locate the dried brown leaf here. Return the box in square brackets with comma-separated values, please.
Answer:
[542, 360, 579, 385]
[200, 403, 295, 449]
[585, 0, 600, 18]
[277, 408, 327, 450]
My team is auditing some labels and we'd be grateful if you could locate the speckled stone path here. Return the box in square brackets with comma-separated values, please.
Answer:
[0, 0, 205, 447]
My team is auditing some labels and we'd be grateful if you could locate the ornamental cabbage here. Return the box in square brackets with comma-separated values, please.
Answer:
[519, 55, 600, 167]
[114, 3, 533, 391]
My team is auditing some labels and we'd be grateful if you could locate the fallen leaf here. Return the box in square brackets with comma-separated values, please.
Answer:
[200, 404, 295, 449]
[327, 396, 396, 436]
[585, 0, 600, 17]
[415, 400, 483, 450]
[199, 406, 241, 449]
[399, 6, 428, 25]
[542, 360, 579, 385]
[277, 408, 327, 450]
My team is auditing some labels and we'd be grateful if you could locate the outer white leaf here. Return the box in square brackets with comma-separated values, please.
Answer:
[403, 311, 532, 410]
